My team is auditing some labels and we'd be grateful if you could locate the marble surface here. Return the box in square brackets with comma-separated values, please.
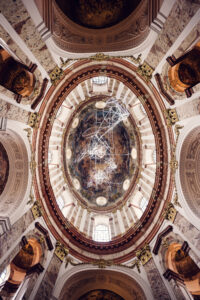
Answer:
[169, 279, 185, 300]
[35, 255, 62, 300]
[176, 98, 200, 120]
[144, 258, 171, 300]
[174, 212, 200, 251]
[0, 209, 34, 271]
[174, 21, 200, 58]
[0, 24, 30, 66]
[146, 0, 199, 69]
[0, 99, 30, 123]
[0, 0, 57, 73]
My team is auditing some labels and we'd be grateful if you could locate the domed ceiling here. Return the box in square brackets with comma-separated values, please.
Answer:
[35, 0, 163, 53]
[33, 58, 173, 263]
[63, 96, 140, 210]
[55, 0, 141, 29]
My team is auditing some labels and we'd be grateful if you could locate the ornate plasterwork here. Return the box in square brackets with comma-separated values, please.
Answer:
[36, 0, 163, 53]
[32, 58, 173, 262]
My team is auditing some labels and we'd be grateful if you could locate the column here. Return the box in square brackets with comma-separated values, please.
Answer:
[144, 258, 171, 300]
[34, 255, 61, 300]
[34, 242, 68, 300]
[22, 263, 44, 300]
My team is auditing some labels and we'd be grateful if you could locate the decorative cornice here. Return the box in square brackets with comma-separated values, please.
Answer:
[60, 53, 142, 68]
[65, 256, 141, 273]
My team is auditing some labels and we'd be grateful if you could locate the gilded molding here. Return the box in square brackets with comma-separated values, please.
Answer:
[50, 66, 64, 85]
[137, 62, 154, 81]
[54, 241, 69, 261]
[31, 201, 43, 219]
[172, 193, 181, 208]
[136, 244, 152, 265]
[163, 203, 177, 223]
[28, 112, 40, 128]
[65, 257, 141, 273]
[164, 109, 179, 126]
[60, 53, 142, 68]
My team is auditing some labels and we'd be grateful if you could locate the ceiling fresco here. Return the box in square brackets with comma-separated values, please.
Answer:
[64, 97, 138, 208]
[55, 0, 141, 29]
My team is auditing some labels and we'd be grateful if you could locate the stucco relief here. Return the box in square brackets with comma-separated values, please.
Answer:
[41, 0, 150, 53]
[180, 127, 200, 218]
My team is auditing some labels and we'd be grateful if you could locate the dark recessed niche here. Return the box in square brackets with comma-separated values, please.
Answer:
[78, 289, 125, 300]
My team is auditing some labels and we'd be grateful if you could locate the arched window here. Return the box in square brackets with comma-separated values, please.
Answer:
[48, 151, 52, 163]
[56, 196, 65, 210]
[92, 76, 108, 85]
[153, 149, 156, 163]
[93, 224, 111, 242]
[140, 197, 148, 212]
